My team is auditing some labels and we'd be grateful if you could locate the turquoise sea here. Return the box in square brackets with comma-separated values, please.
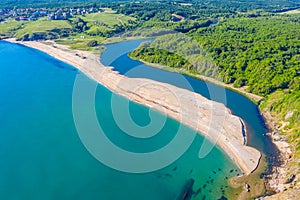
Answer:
[0, 40, 276, 200]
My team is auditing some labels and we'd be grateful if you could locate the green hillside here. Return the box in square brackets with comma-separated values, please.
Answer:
[14, 18, 71, 39]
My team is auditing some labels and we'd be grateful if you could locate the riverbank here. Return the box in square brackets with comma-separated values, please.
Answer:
[103, 36, 152, 45]
[131, 58, 263, 104]
[130, 53, 298, 198]
[5, 38, 262, 176]
[128, 50, 299, 198]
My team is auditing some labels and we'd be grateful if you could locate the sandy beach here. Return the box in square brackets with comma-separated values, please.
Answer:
[5, 39, 261, 175]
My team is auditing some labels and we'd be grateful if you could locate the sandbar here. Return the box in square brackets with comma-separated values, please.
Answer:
[5, 39, 261, 175]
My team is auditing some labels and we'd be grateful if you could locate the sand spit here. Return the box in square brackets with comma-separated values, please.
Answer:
[6, 39, 261, 175]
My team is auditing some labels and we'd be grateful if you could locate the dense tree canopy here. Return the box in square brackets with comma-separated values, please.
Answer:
[131, 15, 300, 96]
[192, 16, 300, 95]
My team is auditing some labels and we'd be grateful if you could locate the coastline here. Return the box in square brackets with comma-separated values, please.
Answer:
[4, 39, 261, 176]
[131, 58, 263, 104]
[260, 110, 299, 198]
[129, 48, 300, 198]
[131, 55, 297, 197]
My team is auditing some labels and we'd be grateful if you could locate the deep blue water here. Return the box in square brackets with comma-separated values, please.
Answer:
[0, 41, 241, 200]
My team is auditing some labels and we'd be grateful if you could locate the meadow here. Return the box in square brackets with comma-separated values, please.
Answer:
[14, 17, 72, 38]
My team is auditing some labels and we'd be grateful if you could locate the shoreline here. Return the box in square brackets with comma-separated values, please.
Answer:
[4, 39, 261, 176]
[131, 54, 294, 197]
[129, 47, 299, 198]
[103, 36, 153, 45]
[260, 110, 297, 196]
[131, 58, 263, 104]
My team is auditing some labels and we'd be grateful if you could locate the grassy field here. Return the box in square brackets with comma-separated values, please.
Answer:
[0, 19, 25, 35]
[14, 18, 72, 38]
[55, 38, 106, 52]
[60, 12, 135, 50]
[81, 12, 135, 26]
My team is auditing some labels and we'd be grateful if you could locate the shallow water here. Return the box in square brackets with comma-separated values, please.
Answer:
[0, 41, 240, 199]
[101, 39, 279, 161]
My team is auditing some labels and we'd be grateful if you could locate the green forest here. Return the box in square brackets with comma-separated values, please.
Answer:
[192, 16, 300, 95]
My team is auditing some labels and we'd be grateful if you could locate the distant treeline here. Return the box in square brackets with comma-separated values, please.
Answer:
[1, 0, 300, 13]
[0, 0, 112, 8]
[189, 0, 300, 12]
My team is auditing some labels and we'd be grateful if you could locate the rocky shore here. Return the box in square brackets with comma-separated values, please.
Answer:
[259, 111, 299, 199]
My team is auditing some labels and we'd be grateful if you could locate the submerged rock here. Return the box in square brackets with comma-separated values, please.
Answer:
[194, 188, 201, 196]
[218, 196, 228, 200]
[177, 179, 195, 200]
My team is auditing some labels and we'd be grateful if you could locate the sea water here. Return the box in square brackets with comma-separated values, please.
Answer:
[0, 41, 239, 199]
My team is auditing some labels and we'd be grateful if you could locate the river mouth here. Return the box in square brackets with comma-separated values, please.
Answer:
[0, 40, 244, 199]
[101, 39, 280, 153]
[101, 39, 282, 188]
